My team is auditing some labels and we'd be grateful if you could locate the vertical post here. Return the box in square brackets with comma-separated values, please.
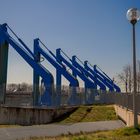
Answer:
[0, 41, 9, 104]
[56, 49, 62, 105]
[56, 70, 61, 106]
[132, 23, 138, 128]
[71, 56, 77, 104]
[126, 8, 140, 128]
[33, 39, 40, 106]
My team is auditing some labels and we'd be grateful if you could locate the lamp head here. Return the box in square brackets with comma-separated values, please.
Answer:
[126, 8, 140, 25]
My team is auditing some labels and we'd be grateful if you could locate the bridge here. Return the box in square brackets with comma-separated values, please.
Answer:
[1, 23, 136, 126]
[0, 23, 120, 106]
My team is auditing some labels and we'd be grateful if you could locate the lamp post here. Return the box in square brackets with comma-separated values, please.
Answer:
[126, 8, 140, 128]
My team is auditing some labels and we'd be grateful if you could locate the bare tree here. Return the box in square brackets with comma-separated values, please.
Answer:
[118, 73, 128, 93]
[7, 83, 33, 92]
[118, 64, 132, 93]
[7, 83, 18, 92]
[19, 83, 33, 92]
[128, 65, 132, 93]
[117, 61, 140, 93]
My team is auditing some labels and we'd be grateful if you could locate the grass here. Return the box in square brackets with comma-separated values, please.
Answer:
[54, 105, 118, 124]
[0, 124, 20, 128]
[19, 127, 140, 140]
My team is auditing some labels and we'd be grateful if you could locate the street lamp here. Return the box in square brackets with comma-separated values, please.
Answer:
[126, 8, 140, 128]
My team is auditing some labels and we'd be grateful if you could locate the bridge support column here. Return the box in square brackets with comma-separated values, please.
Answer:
[33, 40, 40, 106]
[56, 70, 61, 106]
[33, 71, 40, 106]
[0, 41, 9, 104]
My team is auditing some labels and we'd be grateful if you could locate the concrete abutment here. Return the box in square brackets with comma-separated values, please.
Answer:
[0, 105, 77, 125]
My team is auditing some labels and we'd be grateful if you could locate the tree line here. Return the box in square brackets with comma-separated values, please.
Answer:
[117, 60, 140, 93]
[7, 82, 33, 92]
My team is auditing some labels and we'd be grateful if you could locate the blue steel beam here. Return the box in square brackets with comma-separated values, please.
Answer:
[93, 65, 121, 92]
[72, 56, 106, 91]
[34, 39, 79, 105]
[0, 23, 54, 106]
[56, 48, 96, 89]
[33, 40, 41, 106]
[84, 61, 121, 92]
[34, 39, 79, 87]
[84, 60, 114, 91]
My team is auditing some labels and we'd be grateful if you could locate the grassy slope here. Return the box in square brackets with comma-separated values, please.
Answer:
[55, 105, 118, 124]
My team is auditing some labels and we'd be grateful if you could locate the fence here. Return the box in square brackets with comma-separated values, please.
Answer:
[5, 86, 140, 111]
[5, 86, 116, 107]
[5, 92, 32, 106]
[114, 93, 140, 113]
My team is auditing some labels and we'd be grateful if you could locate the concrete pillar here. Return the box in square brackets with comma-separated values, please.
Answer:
[0, 41, 9, 104]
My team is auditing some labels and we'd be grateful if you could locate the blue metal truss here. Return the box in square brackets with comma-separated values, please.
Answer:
[0, 23, 54, 106]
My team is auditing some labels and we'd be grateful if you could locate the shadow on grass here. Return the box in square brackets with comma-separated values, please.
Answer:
[53, 107, 92, 123]
[75, 107, 92, 122]
[52, 108, 78, 123]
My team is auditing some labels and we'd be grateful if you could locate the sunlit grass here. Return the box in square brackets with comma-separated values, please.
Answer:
[19, 127, 140, 140]
[55, 105, 118, 124]
[0, 124, 20, 128]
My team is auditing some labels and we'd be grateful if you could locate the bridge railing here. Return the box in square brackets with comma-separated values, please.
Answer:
[6, 86, 140, 109]
[51, 86, 117, 106]
[5, 86, 118, 107]
[114, 93, 140, 113]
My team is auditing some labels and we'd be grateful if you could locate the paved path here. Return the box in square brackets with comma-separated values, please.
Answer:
[0, 120, 125, 140]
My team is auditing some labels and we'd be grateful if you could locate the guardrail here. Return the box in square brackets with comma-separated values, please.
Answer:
[5, 88, 116, 107]
[114, 93, 140, 113]
[5, 87, 140, 110]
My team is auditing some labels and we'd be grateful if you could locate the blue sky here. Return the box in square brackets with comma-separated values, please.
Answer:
[0, 0, 140, 86]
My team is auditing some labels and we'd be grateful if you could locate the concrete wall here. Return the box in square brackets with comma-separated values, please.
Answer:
[114, 105, 140, 126]
[0, 105, 77, 125]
